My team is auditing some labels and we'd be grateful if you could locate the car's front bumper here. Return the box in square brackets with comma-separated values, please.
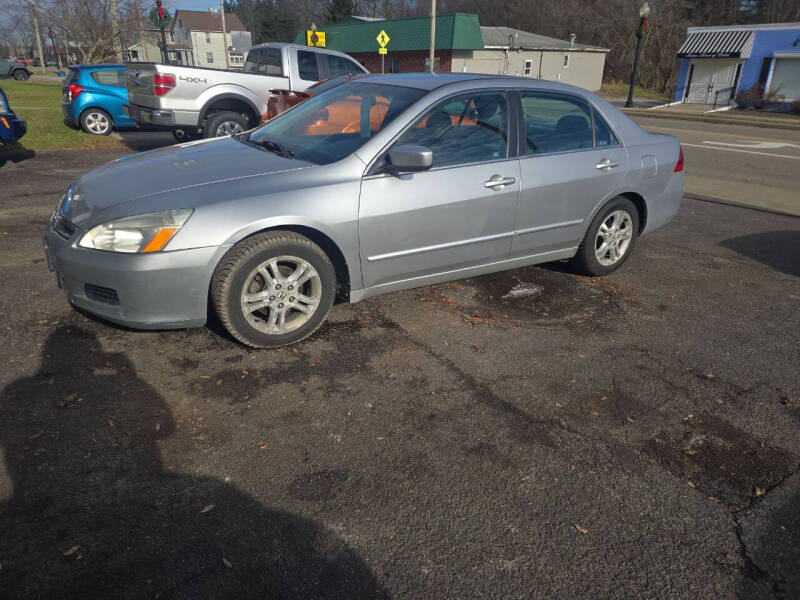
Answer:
[43, 217, 230, 329]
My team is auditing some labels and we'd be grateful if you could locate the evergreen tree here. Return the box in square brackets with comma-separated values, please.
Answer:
[326, 0, 354, 24]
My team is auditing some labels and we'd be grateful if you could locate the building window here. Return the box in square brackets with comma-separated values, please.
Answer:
[206, 52, 214, 64]
[206, 32, 211, 44]
[563, 54, 570, 68]
[166, 32, 174, 43]
[386, 57, 399, 73]
[229, 53, 244, 66]
[524, 59, 532, 76]
[423, 56, 441, 73]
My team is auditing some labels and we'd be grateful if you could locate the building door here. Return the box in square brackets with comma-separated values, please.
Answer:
[687, 59, 739, 103]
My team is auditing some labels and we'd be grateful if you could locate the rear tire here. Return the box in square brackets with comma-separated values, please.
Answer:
[571, 196, 639, 276]
[211, 231, 336, 348]
[13, 69, 30, 81]
[203, 111, 248, 139]
[80, 108, 113, 136]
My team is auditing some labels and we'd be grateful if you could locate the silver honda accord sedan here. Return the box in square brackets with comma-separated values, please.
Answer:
[44, 73, 684, 348]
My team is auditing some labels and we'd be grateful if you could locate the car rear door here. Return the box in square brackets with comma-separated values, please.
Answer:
[359, 90, 519, 289]
[512, 91, 628, 258]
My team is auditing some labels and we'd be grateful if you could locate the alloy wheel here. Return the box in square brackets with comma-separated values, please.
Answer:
[595, 209, 633, 266]
[240, 255, 321, 335]
[85, 112, 110, 135]
[215, 121, 245, 137]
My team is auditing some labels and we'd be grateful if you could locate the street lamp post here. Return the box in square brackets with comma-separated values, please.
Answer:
[624, 1, 651, 108]
[156, 0, 170, 65]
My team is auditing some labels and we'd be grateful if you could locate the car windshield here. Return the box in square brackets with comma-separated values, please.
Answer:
[247, 82, 425, 165]
[0, 92, 9, 113]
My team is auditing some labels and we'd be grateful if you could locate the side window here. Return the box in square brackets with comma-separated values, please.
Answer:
[593, 108, 619, 147]
[297, 50, 320, 81]
[260, 48, 283, 76]
[244, 49, 261, 73]
[90, 70, 125, 87]
[393, 92, 509, 168]
[327, 54, 362, 78]
[521, 93, 593, 155]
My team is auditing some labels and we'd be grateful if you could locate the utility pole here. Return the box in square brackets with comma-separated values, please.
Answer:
[30, 0, 46, 74]
[219, 0, 230, 69]
[135, 0, 150, 61]
[110, 0, 123, 62]
[428, 0, 436, 73]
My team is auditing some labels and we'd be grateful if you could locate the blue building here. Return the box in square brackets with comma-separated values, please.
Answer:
[674, 22, 800, 104]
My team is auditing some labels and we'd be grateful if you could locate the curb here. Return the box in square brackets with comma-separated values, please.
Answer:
[622, 108, 800, 131]
[685, 194, 800, 219]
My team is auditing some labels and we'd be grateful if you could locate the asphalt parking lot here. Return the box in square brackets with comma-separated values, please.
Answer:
[1, 148, 799, 599]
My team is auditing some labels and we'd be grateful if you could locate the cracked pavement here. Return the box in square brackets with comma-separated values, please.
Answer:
[0, 149, 798, 598]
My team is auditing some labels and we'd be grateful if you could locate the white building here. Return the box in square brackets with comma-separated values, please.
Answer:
[169, 9, 252, 69]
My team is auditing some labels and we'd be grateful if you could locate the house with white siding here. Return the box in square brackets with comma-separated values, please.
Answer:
[168, 9, 252, 69]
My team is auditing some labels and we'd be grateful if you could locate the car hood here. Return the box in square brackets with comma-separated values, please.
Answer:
[63, 136, 313, 227]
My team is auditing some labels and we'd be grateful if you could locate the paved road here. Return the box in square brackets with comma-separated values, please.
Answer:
[0, 149, 798, 598]
[632, 116, 800, 215]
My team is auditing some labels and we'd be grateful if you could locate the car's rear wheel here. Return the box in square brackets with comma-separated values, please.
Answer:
[571, 196, 639, 276]
[212, 231, 336, 348]
[80, 108, 112, 136]
[13, 69, 30, 81]
[204, 111, 248, 138]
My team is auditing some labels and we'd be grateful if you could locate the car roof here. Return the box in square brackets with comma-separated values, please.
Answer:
[355, 72, 596, 96]
[70, 64, 124, 70]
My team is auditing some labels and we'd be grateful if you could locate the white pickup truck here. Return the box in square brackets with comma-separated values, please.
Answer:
[124, 42, 367, 139]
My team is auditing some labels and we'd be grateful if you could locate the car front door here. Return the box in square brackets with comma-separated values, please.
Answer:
[359, 90, 519, 289]
[512, 91, 628, 258]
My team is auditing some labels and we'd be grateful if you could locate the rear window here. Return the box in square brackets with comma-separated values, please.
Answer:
[64, 68, 79, 86]
[245, 48, 283, 76]
[90, 70, 126, 87]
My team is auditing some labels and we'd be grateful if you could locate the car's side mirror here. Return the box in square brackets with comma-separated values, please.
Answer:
[387, 144, 433, 173]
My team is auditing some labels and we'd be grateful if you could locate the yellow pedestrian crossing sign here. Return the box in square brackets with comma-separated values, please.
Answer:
[376, 30, 390, 48]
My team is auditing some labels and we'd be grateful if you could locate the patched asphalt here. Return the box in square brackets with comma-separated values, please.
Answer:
[1, 148, 798, 599]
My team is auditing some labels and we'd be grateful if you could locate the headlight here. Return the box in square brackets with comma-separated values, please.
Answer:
[78, 209, 193, 254]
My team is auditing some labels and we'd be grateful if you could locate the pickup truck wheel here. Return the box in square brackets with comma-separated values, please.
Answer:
[80, 108, 112, 136]
[204, 111, 248, 138]
[212, 231, 336, 349]
[13, 69, 30, 81]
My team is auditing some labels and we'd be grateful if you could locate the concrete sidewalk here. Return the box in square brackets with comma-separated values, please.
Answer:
[621, 104, 800, 131]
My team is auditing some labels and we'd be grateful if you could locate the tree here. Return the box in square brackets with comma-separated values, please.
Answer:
[326, 0, 354, 24]
[149, 6, 171, 29]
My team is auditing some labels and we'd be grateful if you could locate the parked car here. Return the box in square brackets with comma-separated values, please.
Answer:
[0, 87, 27, 144]
[43, 74, 684, 348]
[0, 60, 31, 80]
[62, 64, 137, 135]
[263, 74, 365, 122]
[124, 42, 367, 140]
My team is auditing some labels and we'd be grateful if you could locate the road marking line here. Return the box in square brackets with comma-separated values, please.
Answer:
[640, 125, 798, 145]
[703, 140, 800, 149]
[681, 143, 800, 160]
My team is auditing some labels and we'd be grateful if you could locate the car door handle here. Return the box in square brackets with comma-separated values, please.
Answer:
[484, 175, 516, 189]
[595, 159, 619, 170]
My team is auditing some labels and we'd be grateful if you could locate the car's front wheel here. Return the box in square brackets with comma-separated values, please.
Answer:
[80, 108, 113, 135]
[571, 196, 639, 276]
[212, 231, 337, 348]
[13, 69, 30, 81]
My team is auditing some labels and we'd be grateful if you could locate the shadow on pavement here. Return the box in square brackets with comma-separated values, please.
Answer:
[117, 130, 178, 152]
[720, 230, 800, 277]
[0, 325, 386, 599]
[0, 142, 35, 168]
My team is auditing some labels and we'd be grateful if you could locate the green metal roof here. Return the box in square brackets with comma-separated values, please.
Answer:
[293, 13, 485, 53]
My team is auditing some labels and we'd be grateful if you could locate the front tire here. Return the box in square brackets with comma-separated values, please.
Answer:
[211, 232, 336, 348]
[203, 111, 248, 139]
[13, 69, 30, 81]
[80, 108, 112, 136]
[571, 196, 639, 276]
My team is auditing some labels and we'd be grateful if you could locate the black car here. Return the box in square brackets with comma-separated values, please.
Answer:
[0, 60, 31, 81]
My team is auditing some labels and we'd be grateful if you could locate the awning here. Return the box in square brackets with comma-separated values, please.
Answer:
[677, 30, 754, 59]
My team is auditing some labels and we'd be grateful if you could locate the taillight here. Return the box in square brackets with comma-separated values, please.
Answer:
[67, 83, 83, 102]
[153, 73, 175, 97]
[674, 146, 684, 172]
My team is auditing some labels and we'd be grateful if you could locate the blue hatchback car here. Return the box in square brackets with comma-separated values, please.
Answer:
[0, 87, 26, 144]
[62, 64, 137, 135]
